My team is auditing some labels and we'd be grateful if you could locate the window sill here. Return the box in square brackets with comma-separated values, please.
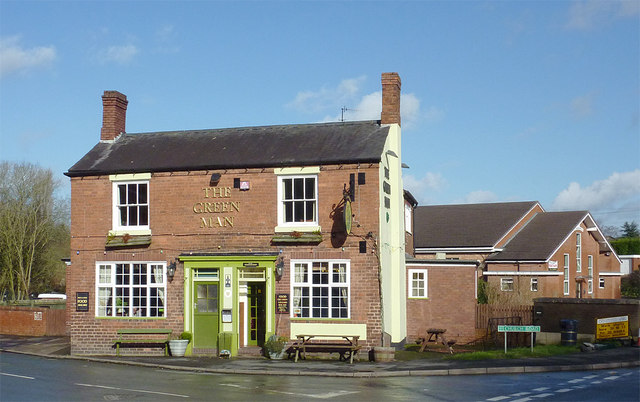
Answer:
[274, 225, 321, 233]
[109, 229, 151, 236]
[289, 317, 351, 321]
[271, 231, 323, 244]
[106, 233, 152, 248]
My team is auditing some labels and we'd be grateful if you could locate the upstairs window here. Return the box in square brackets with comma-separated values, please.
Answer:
[113, 181, 149, 230]
[278, 175, 317, 226]
[576, 233, 582, 273]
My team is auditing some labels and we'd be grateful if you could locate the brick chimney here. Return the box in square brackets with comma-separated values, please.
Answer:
[101, 91, 128, 141]
[381, 72, 401, 126]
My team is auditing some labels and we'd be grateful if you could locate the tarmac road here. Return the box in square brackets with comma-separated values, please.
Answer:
[1, 352, 638, 401]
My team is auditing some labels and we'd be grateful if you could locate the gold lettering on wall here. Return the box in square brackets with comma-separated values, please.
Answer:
[195, 187, 239, 228]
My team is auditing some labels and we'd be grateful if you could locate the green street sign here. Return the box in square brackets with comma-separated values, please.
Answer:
[498, 325, 541, 332]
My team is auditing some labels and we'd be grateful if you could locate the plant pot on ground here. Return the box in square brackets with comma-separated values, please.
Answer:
[169, 331, 192, 357]
[263, 334, 288, 359]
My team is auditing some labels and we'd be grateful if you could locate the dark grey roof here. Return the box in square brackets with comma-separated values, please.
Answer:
[413, 201, 540, 249]
[65, 120, 389, 177]
[487, 211, 588, 261]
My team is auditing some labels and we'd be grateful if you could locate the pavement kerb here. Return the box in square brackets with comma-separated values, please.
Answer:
[2, 347, 639, 378]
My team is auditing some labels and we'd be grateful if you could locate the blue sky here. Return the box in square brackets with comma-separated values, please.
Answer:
[1, 1, 638, 228]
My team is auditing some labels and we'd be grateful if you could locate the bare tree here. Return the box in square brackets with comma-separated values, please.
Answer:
[0, 162, 68, 300]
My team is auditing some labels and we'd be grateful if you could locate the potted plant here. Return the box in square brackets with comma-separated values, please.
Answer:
[169, 331, 191, 357]
[263, 334, 288, 359]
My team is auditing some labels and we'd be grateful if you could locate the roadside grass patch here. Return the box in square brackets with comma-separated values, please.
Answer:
[445, 344, 580, 360]
[394, 343, 581, 361]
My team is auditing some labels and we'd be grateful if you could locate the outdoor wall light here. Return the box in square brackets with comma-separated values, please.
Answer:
[275, 256, 285, 280]
[210, 173, 221, 186]
[167, 262, 177, 282]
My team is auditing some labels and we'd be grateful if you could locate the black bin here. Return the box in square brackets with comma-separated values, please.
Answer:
[560, 319, 578, 346]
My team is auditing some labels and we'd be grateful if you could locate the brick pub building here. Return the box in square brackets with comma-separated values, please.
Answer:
[65, 73, 408, 356]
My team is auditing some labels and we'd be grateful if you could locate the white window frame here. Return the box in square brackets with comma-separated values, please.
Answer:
[404, 201, 413, 234]
[530, 278, 538, 292]
[95, 262, 166, 318]
[112, 180, 150, 232]
[290, 260, 349, 319]
[587, 255, 593, 294]
[501, 277, 514, 292]
[408, 269, 428, 298]
[576, 233, 582, 273]
[563, 253, 570, 295]
[599, 277, 605, 289]
[277, 175, 318, 228]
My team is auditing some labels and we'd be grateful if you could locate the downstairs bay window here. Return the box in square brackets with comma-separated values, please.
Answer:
[96, 262, 166, 318]
[291, 260, 349, 319]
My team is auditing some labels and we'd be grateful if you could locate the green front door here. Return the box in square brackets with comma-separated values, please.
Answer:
[247, 283, 265, 346]
[193, 282, 219, 349]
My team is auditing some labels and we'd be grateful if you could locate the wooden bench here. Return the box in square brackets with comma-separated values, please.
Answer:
[290, 335, 361, 364]
[113, 329, 172, 356]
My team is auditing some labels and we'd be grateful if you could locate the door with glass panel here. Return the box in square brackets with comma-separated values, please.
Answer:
[247, 283, 265, 346]
[193, 282, 219, 349]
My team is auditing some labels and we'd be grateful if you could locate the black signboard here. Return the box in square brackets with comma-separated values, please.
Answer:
[76, 292, 89, 312]
[276, 293, 289, 314]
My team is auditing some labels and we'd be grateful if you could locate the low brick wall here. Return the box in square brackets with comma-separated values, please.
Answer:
[0, 305, 67, 336]
[533, 297, 640, 343]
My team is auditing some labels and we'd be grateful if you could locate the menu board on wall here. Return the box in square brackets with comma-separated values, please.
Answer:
[76, 292, 89, 312]
[276, 293, 289, 314]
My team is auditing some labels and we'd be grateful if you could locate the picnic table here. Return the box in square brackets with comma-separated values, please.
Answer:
[418, 328, 455, 354]
[291, 334, 361, 364]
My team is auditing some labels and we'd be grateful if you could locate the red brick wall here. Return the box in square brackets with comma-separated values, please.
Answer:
[0, 306, 66, 336]
[405, 264, 477, 344]
[68, 163, 384, 354]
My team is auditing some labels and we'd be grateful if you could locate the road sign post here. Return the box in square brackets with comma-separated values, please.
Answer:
[497, 325, 541, 353]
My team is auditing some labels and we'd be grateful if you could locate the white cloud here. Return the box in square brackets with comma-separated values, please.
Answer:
[289, 76, 422, 128]
[0, 36, 56, 78]
[403, 172, 447, 204]
[97, 44, 138, 65]
[566, 0, 640, 31]
[456, 190, 500, 204]
[570, 92, 596, 118]
[551, 170, 640, 212]
[288, 76, 367, 114]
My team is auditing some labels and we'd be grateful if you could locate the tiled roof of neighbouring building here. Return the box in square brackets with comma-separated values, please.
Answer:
[413, 201, 541, 249]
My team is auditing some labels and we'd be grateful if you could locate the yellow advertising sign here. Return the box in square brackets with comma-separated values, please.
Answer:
[596, 316, 629, 340]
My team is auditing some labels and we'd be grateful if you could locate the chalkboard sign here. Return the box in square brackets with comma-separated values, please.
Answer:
[76, 292, 89, 312]
[276, 293, 289, 314]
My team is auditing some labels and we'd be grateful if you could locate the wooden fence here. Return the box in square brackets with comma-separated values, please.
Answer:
[476, 304, 533, 329]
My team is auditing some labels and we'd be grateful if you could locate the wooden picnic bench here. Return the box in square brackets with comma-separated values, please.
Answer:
[289, 334, 361, 364]
[417, 328, 455, 354]
[113, 328, 172, 356]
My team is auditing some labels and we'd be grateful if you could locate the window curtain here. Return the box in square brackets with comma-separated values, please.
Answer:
[153, 265, 165, 307]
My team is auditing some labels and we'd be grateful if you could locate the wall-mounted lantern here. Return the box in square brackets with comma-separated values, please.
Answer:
[275, 256, 285, 280]
[167, 261, 177, 282]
